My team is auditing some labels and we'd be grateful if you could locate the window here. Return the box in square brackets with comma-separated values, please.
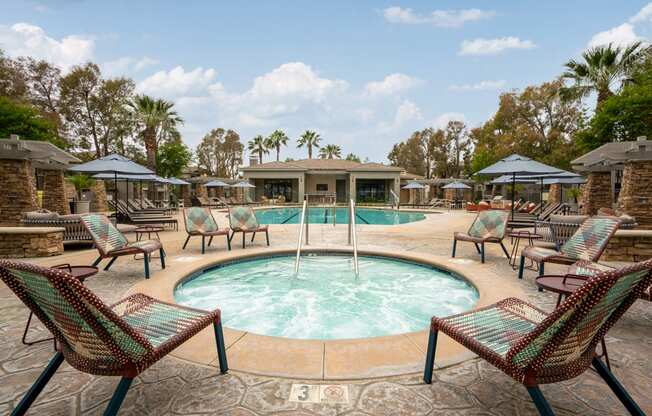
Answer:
[316, 184, 328, 192]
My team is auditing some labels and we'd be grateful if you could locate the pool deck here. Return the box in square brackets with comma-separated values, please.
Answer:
[1, 208, 651, 415]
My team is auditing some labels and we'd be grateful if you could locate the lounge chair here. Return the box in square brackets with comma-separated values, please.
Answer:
[112, 200, 179, 230]
[518, 216, 621, 280]
[452, 210, 510, 263]
[0, 260, 228, 416]
[81, 214, 165, 279]
[228, 206, 270, 249]
[182, 207, 231, 254]
[423, 259, 652, 416]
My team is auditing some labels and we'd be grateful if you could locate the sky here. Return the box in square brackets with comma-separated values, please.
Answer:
[1, 1, 651, 163]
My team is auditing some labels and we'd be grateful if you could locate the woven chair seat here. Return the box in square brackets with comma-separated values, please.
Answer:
[109, 239, 162, 256]
[188, 229, 230, 237]
[434, 298, 546, 360]
[233, 224, 268, 233]
[454, 232, 500, 243]
[521, 246, 569, 263]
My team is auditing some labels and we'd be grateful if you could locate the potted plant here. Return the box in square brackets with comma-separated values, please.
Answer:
[69, 174, 95, 214]
[567, 187, 581, 212]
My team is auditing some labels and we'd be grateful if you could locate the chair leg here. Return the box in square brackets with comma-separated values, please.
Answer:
[480, 243, 485, 263]
[226, 234, 231, 251]
[103, 377, 134, 416]
[22, 312, 53, 346]
[423, 327, 438, 384]
[208, 236, 214, 246]
[538, 262, 545, 292]
[104, 257, 117, 271]
[213, 320, 229, 374]
[201, 236, 205, 254]
[251, 232, 256, 242]
[473, 243, 481, 254]
[518, 256, 526, 279]
[526, 386, 555, 416]
[12, 352, 64, 416]
[182, 235, 191, 250]
[451, 239, 457, 258]
[143, 253, 150, 279]
[499, 242, 510, 259]
[265, 230, 270, 246]
[159, 248, 165, 269]
[593, 357, 644, 416]
[92, 256, 102, 267]
[242, 233, 245, 249]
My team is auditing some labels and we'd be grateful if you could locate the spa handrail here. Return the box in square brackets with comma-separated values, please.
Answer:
[350, 198, 359, 276]
[390, 189, 400, 210]
[294, 199, 307, 274]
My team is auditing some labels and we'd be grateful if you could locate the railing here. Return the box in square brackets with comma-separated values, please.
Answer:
[294, 200, 308, 274]
[389, 189, 400, 210]
[349, 198, 359, 276]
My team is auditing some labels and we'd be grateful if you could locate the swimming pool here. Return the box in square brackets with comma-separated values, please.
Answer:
[174, 253, 478, 340]
[254, 207, 426, 225]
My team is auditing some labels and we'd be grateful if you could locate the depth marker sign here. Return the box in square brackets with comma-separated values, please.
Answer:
[289, 384, 349, 404]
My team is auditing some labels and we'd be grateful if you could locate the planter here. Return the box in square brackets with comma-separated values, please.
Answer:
[74, 201, 91, 214]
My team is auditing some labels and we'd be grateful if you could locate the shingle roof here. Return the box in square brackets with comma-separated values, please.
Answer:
[572, 139, 652, 171]
[240, 159, 402, 172]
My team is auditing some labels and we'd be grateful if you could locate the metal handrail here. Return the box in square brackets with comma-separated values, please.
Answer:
[350, 199, 359, 276]
[389, 189, 400, 209]
[294, 200, 307, 274]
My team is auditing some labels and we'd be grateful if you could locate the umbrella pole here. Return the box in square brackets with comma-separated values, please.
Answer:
[540, 178, 543, 214]
[140, 181, 143, 209]
[511, 172, 515, 221]
[113, 171, 118, 225]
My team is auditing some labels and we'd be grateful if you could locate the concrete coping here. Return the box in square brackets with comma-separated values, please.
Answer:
[614, 229, 652, 237]
[0, 226, 65, 234]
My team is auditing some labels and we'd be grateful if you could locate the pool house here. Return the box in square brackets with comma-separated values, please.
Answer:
[240, 159, 403, 203]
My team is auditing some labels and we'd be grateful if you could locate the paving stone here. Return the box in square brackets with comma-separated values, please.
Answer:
[357, 381, 432, 416]
[242, 381, 297, 413]
[171, 373, 245, 414]
[30, 395, 77, 416]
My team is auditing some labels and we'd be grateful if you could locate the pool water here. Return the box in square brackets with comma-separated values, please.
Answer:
[255, 207, 426, 225]
[174, 254, 478, 340]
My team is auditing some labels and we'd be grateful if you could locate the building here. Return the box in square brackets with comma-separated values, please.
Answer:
[240, 159, 402, 203]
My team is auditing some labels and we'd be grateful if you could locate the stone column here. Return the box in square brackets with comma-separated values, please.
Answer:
[618, 161, 652, 229]
[42, 169, 71, 214]
[548, 183, 562, 204]
[0, 159, 38, 226]
[181, 185, 191, 207]
[90, 180, 109, 213]
[580, 172, 612, 215]
[196, 184, 208, 198]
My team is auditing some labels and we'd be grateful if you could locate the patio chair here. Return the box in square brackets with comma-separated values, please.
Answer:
[81, 214, 165, 279]
[228, 206, 270, 249]
[182, 207, 231, 254]
[518, 216, 621, 280]
[0, 260, 228, 416]
[452, 210, 510, 263]
[423, 259, 652, 416]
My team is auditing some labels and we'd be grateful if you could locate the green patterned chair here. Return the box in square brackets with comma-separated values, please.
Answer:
[518, 216, 620, 280]
[228, 206, 270, 249]
[81, 214, 165, 279]
[452, 210, 510, 263]
[424, 259, 652, 416]
[0, 260, 228, 416]
[182, 207, 231, 254]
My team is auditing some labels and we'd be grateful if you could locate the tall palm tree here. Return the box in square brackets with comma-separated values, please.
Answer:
[129, 95, 183, 172]
[296, 130, 321, 159]
[562, 42, 646, 110]
[319, 144, 342, 159]
[266, 129, 289, 161]
[247, 135, 269, 163]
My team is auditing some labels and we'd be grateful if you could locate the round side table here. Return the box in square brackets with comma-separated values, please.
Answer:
[508, 231, 542, 270]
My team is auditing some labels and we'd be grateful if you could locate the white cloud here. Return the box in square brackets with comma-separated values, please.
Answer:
[459, 37, 536, 56]
[364, 73, 422, 96]
[394, 100, 422, 125]
[630, 3, 652, 23]
[0, 22, 94, 70]
[383, 6, 495, 27]
[137, 66, 218, 97]
[449, 80, 506, 91]
[588, 23, 642, 48]
[431, 112, 466, 129]
[102, 56, 159, 76]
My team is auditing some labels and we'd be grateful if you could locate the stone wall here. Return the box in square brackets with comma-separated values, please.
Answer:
[196, 184, 208, 198]
[42, 170, 70, 215]
[64, 180, 76, 201]
[602, 230, 652, 262]
[181, 185, 191, 207]
[90, 180, 109, 212]
[617, 161, 652, 229]
[580, 172, 612, 215]
[0, 228, 64, 258]
[548, 183, 562, 204]
[0, 159, 38, 226]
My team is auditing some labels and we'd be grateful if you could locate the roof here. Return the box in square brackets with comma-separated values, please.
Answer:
[0, 135, 80, 169]
[240, 158, 402, 172]
[572, 139, 652, 172]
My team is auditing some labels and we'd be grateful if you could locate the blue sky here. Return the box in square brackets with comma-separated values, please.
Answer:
[1, 1, 651, 162]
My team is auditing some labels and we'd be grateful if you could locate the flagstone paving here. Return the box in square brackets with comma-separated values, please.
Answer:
[0, 209, 650, 415]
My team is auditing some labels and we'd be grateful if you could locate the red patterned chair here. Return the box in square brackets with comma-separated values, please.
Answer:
[228, 206, 270, 249]
[182, 207, 231, 254]
[0, 260, 228, 416]
[424, 259, 652, 416]
[452, 210, 510, 263]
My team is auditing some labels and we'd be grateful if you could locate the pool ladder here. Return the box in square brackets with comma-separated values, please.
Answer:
[294, 198, 359, 276]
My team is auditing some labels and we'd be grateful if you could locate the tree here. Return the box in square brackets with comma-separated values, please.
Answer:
[157, 141, 192, 177]
[196, 128, 243, 178]
[445, 121, 470, 177]
[0, 49, 28, 101]
[562, 42, 647, 110]
[388, 134, 425, 175]
[20, 57, 64, 137]
[247, 135, 268, 163]
[266, 129, 289, 161]
[0, 97, 63, 146]
[129, 95, 182, 172]
[319, 144, 342, 159]
[297, 130, 321, 159]
[345, 153, 361, 162]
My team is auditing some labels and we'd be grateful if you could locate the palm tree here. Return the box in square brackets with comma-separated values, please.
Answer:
[296, 130, 321, 159]
[129, 95, 183, 172]
[562, 42, 646, 110]
[247, 135, 269, 163]
[266, 129, 289, 161]
[319, 144, 342, 159]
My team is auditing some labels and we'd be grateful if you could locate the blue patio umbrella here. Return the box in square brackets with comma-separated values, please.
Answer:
[167, 177, 190, 185]
[443, 181, 472, 202]
[205, 180, 231, 187]
[402, 181, 426, 189]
